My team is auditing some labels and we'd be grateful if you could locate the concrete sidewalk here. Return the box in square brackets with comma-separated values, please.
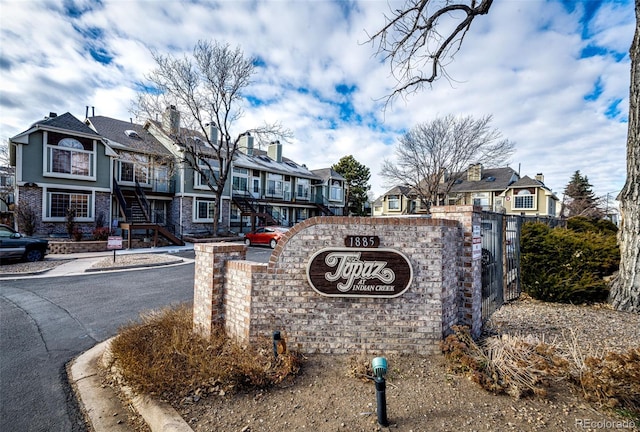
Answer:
[45, 243, 196, 277]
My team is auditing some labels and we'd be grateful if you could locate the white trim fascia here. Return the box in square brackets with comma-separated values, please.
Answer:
[16, 145, 23, 183]
[19, 181, 110, 193]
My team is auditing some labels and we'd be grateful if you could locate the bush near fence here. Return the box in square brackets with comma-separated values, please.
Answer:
[520, 217, 619, 304]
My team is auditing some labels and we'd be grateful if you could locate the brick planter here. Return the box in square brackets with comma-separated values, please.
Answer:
[48, 241, 108, 254]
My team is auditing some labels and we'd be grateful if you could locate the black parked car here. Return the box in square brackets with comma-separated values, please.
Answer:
[0, 224, 49, 262]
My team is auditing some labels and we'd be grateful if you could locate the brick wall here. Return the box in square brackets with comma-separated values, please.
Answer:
[431, 206, 483, 338]
[48, 240, 107, 254]
[192, 243, 246, 339]
[194, 209, 482, 355]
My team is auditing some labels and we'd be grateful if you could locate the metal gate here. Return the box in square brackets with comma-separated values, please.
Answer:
[481, 212, 522, 322]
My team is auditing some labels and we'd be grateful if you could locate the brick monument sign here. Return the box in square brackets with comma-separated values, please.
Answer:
[193, 206, 482, 355]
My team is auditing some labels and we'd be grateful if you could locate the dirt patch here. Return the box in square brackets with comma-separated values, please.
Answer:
[177, 353, 633, 432]
[171, 297, 639, 432]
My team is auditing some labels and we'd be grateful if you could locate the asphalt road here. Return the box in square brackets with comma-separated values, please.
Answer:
[0, 246, 272, 432]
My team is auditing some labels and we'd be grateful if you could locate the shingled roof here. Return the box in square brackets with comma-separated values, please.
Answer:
[311, 168, 345, 182]
[446, 167, 519, 193]
[12, 112, 101, 140]
[87, 116, 172, 156]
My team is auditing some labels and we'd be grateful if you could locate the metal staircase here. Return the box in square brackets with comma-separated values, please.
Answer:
[232, 187, 278, 226]
[113, 178, 184, 246]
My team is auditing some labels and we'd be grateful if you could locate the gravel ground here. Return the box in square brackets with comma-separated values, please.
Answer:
[89, 253, 183, 269]
[173, 296, 639, 432]
[0, 258, 73, 274]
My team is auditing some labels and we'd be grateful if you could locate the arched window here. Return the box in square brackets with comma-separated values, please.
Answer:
[514, 190, 535, 209]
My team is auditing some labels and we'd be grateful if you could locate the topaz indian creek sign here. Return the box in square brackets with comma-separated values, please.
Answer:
[306, 236, 413, 298]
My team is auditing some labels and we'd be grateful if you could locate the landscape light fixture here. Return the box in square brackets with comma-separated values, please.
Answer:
[371, 357, 389, 427]
[273, 331, 281, 359]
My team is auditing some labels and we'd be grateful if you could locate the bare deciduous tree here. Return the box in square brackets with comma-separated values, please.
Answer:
[371, 0, 639, 313]
[381, 114, 515, 211]
[367, 0, 493, 102]
[610, 2, 639, 313]
[134, 40, 291, 235]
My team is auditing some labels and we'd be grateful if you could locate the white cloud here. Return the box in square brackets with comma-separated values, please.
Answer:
[0, 0, 634, 201]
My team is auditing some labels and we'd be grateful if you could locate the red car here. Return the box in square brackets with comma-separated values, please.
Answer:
[244, 226, 289, 249]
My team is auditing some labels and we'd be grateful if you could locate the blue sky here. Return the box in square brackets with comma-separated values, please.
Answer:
[0, 0, 635, 202]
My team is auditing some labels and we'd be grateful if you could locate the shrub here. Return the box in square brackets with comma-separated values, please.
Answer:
[95, 212, 106, 228]
[577, 348, 640, 416]
[442, 327, 640, 417]
[567, 216, 618, 235]
[109, 305, 302, 400]
[15, 201, 38, 235]
[440, 326, 568, 398]
[66, 207, 76, 237]
[72, 228, 83, 242]
[520, 221, 619, 303]
[92, 227, 111, 241]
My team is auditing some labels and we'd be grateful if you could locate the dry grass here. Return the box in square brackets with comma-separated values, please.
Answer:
[441, 325, 640, 419]
[109, 304, 302, 401]
[441, 326, 568, 398]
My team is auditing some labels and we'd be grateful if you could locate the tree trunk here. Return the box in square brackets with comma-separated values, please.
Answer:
[212, 192, 221, 237]
[609, 0, 640, 313]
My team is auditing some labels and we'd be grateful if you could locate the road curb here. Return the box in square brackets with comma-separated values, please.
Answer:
[70, 338, 194, 432]
[68, 340, 131, 431]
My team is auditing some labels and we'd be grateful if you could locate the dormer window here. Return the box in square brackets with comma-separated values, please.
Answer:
[514, 189, 535, 210]
[45, 132, 95, 179]
[387, 194, 400, 210]
[124, 130, 141, 139]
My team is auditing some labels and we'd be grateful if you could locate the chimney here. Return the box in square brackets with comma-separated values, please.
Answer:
[207, 122, 219, 146]
[267, 140, 282, 162]
[467, 163, 482, 182]
[535, 173, 544, 183]
[162, 105, 180, 136]
[48, 112, 57, 118]
[238, 133, 254, 155]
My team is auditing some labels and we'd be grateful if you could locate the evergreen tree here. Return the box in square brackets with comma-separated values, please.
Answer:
[562, 170, 603, 218]
[332, 155, 371, 216]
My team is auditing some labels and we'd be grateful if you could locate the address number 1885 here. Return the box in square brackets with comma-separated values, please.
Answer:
[344, 235, 380, 248]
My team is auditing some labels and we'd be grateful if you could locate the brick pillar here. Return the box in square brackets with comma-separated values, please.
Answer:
[193, 242, 246, 339]
[431, 206, 483, 338]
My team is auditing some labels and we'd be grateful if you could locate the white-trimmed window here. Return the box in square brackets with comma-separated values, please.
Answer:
[296, 178, 310, 199]
[295, 208, 308, 222]
[329, 180, 342, 201]
[267, 173, 283, 197]
[230, 206, 240, 221]
[472, 193, 490, 209]
[387, 194, 400, 210]
[45, 133, 95, 179]
[232, 167, 249, 193]
[194, 198, 216, 221]
[195, 158, 220, 189]
[252, 178, 260, 196]
[514, 190, 535, 210]
[547, 197, 556, 216]
[46, 190, 93, 220]
[118, 153, 149, 184]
